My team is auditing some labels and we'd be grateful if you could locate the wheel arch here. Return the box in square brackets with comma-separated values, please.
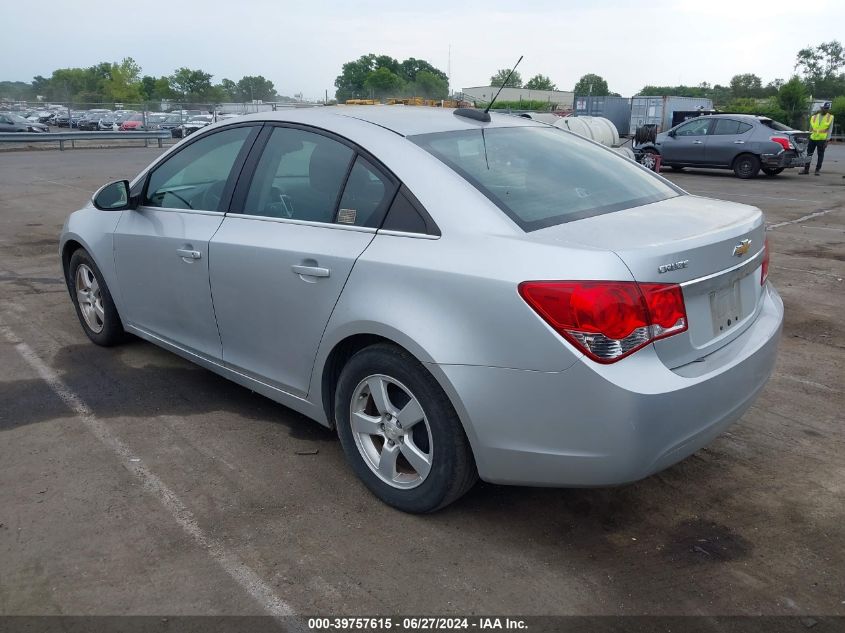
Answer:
[316, 328, 482, 478]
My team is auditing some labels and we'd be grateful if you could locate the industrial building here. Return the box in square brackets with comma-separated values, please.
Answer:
[461, 86, 574, 110]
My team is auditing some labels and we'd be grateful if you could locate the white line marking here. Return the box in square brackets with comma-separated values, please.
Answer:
[0, 326, 303, 628]
[31, 178, 93, 193]
[767, 207, 841, 230]
[690, 191, 822, 203]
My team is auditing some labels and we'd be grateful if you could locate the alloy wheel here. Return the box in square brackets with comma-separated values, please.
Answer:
[349, 374, 433, 489]
[75, 264, 105, 333]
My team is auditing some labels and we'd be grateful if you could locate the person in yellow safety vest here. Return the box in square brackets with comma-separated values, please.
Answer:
[802, 102, 834, 175]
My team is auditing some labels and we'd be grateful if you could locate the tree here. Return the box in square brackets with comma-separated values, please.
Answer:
[218, 78, 238, 101]
[729, 73, 763, 99]
[335, 54, 448, 101]
[574, 73, 609, 96]
[235, 75, 276, 102]
[777, 76, 810, 128]
[335, 54, 378, 101]
[363, 67, 405, 98]
[726, 97, 787, 124]
[830, 96, 845, 126]
[169, 67, 214, 100]
[102, 57, 143, 103]
[412, 70, 448, 98]
[400, 58, 447, 84]
[795, 40, 845, 97]
[524, 74, 556, 91]
[490, 68, 522, 87]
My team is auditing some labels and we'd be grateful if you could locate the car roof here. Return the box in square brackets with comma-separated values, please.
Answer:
[698, 113, 767, 120]
[235, 105, 546, 137]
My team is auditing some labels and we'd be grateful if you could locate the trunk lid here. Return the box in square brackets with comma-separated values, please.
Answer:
[784, 130, 809, 155]
[530, 194, 766, 368]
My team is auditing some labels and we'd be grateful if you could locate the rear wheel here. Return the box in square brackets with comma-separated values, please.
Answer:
[335, 343, 477, 513]
[68, 249, 125, 346]
[733, 154, 760, 179]
[762, 167, 784, 177]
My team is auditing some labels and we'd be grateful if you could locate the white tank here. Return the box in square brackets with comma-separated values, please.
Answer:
[553, 116, 620, 147]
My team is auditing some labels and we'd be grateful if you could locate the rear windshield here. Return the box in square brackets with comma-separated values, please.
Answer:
[410, 126, 679, 231]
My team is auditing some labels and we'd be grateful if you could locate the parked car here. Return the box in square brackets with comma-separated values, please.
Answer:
[55, 111, 85, 128]
[175, 115, 213, 138]
[636, 114, 810, 178]
[0, 112, 49, 132]
[119, 114, 147, 131]
[158, 113, 185, 137]
[60, 107, 783, 512]
[78, 111, 111, 131]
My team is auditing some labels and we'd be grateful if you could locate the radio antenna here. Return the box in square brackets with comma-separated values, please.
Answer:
[485, 56, 523, 114]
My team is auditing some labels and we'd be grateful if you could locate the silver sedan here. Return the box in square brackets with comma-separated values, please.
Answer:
[60, 107, 783, 512]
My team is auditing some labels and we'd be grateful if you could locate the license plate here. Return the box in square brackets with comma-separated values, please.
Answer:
[710, 280, 742, 335]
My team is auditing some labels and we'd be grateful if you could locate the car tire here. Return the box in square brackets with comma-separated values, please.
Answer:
[733, 154, 760, 179]
[334, 343, 477, 513]
[639, 148, 660, 171]
[762, 167, 784, 177]
[67, 249, 125, 347]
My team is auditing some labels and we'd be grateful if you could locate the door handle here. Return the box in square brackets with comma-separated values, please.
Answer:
[176, 248, 201, 259]
[733, 140, 746, 144]
[693, 140, 704, 144]
[292, 264, 330, 278]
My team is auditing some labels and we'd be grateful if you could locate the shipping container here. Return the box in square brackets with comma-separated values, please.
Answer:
[629, 96, 713, 133]
[574, 95, 632, 136]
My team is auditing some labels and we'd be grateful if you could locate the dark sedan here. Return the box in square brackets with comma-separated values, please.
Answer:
[0, 112, 49, 132]
[636, 114, 810, 178]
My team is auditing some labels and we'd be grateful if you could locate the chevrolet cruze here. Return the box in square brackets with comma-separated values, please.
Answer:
[60, 106, 783, 512]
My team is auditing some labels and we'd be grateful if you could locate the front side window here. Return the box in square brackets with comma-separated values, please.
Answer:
[675, 118, 711, 136]
[411, 126, 679, 231]
[144, 126, 252, 211]
[243, 127, 354, 223]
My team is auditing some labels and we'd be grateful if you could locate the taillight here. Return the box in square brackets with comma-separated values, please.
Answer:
[518, 281, 688, 363]
[761, 238, 770, 285]
[770, 136, 792, 151]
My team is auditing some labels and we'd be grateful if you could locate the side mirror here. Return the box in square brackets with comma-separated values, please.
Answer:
[92, 180, 132, 211]
[667, 130, 676, 138]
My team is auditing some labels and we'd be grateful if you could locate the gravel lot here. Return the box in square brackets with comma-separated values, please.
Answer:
[0, 144, 843, 623]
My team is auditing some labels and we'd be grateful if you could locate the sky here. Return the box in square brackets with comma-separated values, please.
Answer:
[2, 0, 843, 101]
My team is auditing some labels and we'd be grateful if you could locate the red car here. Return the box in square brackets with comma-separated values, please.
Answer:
[119, 114, 146, 131]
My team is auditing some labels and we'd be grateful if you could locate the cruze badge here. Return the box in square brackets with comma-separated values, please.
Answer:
[733, 239, 752, 257]
[658, 260, 689, 273]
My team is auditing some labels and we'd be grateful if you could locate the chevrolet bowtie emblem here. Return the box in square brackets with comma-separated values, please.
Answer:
[732, 239, 752, 257]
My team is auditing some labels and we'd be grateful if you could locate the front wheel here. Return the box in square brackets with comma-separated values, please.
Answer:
[335, 343, 477, 513]
[67, 249, 125, 346]
[762, 167, 784, 177]
[733, 154, 761, 179]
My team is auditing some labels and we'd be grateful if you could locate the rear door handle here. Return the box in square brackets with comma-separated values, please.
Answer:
[693, 140, 704, 144]
[733, 140, 746, 144]
[176, 248, 201, 259]
[291, 265, 330, 278]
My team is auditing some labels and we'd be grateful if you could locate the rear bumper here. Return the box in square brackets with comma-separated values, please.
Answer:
[437, 284, 783, 487]
[761, 150, 808, 169]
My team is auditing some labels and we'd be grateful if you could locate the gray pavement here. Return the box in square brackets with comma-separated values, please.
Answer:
[0, 145, 843, 618]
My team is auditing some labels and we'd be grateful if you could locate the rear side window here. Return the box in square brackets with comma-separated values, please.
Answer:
[411, 126, 678, 232]
[336, 156, 395, 227]
[243, 127, 354, 223]
[713, 119, 753, 135]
